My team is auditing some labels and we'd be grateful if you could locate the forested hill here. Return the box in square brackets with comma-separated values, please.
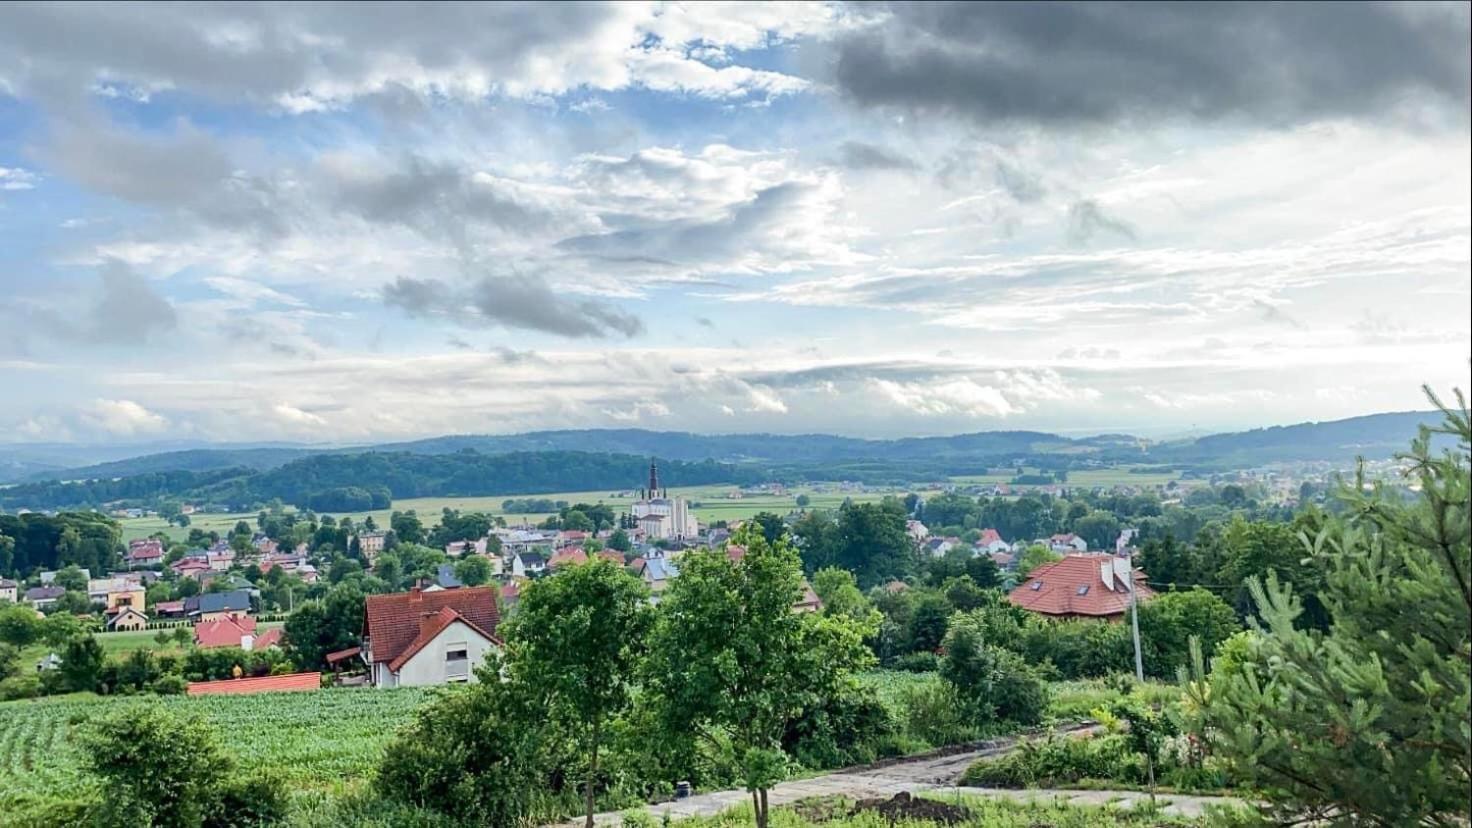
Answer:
[2, 409, 1441, 494]
[0, 451, 755, 511]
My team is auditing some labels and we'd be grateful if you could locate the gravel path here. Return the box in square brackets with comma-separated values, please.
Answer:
[550, 724, 1244, 825]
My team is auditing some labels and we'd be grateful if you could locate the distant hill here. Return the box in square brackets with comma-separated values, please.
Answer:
[1152, 410, 1442, 467]
[2, 409, 1441, 509]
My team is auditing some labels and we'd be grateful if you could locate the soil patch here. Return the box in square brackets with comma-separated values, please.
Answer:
[850, 792, 972, 825]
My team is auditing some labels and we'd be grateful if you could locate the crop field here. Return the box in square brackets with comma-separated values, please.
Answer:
[0, 687, 435, 813]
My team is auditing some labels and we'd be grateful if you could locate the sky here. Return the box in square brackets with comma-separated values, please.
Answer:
[0, 1, 1468, 445]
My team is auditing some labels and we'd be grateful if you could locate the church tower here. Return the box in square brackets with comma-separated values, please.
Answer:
[648, 459, 660, 498]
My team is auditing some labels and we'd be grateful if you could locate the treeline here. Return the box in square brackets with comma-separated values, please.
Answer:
[0, 468, 246, 511]
[0, 512, 122, 579]
[1, 451, 757, 512]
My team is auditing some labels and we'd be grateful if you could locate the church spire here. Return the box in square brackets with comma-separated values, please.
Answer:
[648, 459, 659, 496]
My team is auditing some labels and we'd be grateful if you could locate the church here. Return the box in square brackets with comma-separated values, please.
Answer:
[629, 461, 700, 541]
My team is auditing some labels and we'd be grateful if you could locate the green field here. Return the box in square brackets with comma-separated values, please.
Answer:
[90, 622, 284, 657]
[0, 687, 436, 815]
[120, 484, 931, 542]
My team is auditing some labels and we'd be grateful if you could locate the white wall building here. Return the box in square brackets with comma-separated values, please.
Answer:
[629, 461, 699, 540]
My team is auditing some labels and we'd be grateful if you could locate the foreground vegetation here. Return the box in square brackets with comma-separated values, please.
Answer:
[620, 794, 1216, 827]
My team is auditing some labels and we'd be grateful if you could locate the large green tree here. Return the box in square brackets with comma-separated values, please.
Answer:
[643, 527, 870, 828]
[503, 559, 651, 828]
[1193, 388, 1470, 826]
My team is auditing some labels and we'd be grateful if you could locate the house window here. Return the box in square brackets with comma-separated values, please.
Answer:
[445, 645, 469, 680]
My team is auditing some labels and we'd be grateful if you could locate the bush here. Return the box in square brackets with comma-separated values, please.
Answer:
[891, 651, 940, 673]
[985, 647, 1047, 726]
[962, 732, 1146, 788]
[784, 683, 899, 768]
[151, 674, 188, 695]
[0, 672, 42, 700]
[377, 665, 545, 825]
[896, 677, 979, 748]
[941, 612, 1047, 726]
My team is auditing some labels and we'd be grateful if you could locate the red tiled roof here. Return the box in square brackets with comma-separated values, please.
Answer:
[386, 606, 500, 673]
[194, 616, 257, 648]
[155, 600, 186, 613]
[725, 544, 747, 563]
[596, 550, 625, 565]
[253, 627, 284, 649]
[187, 672, 320, 695]
[979, 529, 1004, 545]
[549, 547, 588, 567]
[325, 646, 362, 664]
[364, 587, 499, 666]
[1007, 555, 1154, 618]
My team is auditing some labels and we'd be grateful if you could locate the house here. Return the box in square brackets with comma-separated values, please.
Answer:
[355, 531, 387, 561]
[1115, 528, 1138, 553]
[106, 607, 150, 631]
[172, 557, 212, 580]
[187, 672, 320, 696]
[548, 546, 588, 569]
[905, 520, 930, 541]
[362, 587, 502, 688]
[194, 615, 280, 649]
[24, 586, 65, 610]
[1007, 554, 1155, 620]
[153, 600, 187, 619]
[0, 578, 17, 603]
[428, 563, 462, 590]
[640, 556, 680, 596]
[1048, 533, 1089, 553]
[989, 551, 1017, 571]
[125, 539, 165, 568]
[445, 538, 488, 557]
[512, 551, 546, 578]
[87, 578, 146, 613]
[499, 580, 522, 609]
[189, 590, 252, 621]
[793, 583, 823, 613]
[40, 568, 89, 585]
[923, 537, 957, 558]
[976, 529, 1009, 554]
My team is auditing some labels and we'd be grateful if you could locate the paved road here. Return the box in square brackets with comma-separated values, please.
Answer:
[554, 726, 1244, 825]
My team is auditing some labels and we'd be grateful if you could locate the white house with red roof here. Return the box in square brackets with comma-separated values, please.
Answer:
[1047, 533, 1089, 553]
[362, 587, 501, 688]
[976, 528, 1009, 554]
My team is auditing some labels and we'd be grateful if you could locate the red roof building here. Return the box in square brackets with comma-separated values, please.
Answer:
[363, 587, 501, 688]
[194, 615, 257, 649]
[187, 672, 320, 696]
[549, 546, 588, 568]
[1008, 555, 1154, 620]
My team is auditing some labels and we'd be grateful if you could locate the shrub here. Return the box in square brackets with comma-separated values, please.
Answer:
[377, 665, 545, 825]
[891, 651, 940, 673]
[896, 677, 979, 747]
[963, 733, 1146, 788]
[784, 683, 899, 768]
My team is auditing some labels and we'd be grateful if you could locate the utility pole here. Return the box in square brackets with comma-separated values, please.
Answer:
[1127, 549, 1156, 802]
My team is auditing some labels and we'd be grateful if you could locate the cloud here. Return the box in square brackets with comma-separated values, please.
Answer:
[0, 2, 818, 110]
[81, 399, 169, 435]
[0, 166, 37, 190]
[382, 274, 644, 339]
[82, 260, 178, 345]
[872, 377, 1020, 418]
[836, 141, 919, 172]
[994, 161, 1046, 203]
[1065, 200, 1137, 245]
[830, 3, 1470, 127]
[696, 317, 715, 328]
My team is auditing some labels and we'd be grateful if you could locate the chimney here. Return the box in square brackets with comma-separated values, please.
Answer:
[408, 586, 423, 603]
[1099, 561, 1115, 591]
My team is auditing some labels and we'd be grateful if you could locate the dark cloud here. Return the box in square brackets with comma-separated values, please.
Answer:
[837, 141, 919, 171]
[696, 317, 715, 328]
[832, 2, 1470, 126]
[1066, 200, 1136, 245]
[1252, 299, 1305, 330]
[41, 114, 289, 237]
[329, 157, 562, 247]
[87, 260, 178, 344]
[558, 181, 818, 265]
[383, 274, 644, 339]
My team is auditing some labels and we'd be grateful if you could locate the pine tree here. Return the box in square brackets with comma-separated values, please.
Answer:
[1189, 386, 1470, 826]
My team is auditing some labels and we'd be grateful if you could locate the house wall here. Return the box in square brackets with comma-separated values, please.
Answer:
[106, 588, 146, 612]
[197, 608, 248, 622]
[390, 620, 500, 688]
[111, 612, 148, 631]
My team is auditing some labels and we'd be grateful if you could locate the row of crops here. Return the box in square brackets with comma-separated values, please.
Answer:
[0, 687, 438, 814]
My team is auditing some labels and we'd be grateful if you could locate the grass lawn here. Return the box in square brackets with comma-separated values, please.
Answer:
[90, 621, 285, 657]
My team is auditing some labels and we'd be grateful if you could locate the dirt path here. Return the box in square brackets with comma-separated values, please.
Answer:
[551, 724, 1244, 825]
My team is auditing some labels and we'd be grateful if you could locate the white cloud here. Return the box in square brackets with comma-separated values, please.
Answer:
[0, 166, 37, 190]
[80, 399, 169, 435]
